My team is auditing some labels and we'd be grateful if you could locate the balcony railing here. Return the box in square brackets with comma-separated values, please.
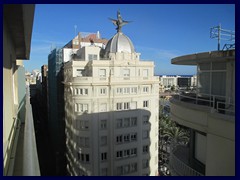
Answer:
[172, 91, 235, 116]
[12, 84, 40, 176]
[72, 76, 159, 83]
[168, 145, 203, 176]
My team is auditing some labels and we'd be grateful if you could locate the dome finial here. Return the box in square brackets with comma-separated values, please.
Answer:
[109, 11, 132, 33]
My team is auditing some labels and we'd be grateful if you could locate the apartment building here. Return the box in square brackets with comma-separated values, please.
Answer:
[48, 31, 108, 175]
[63, 12, 159, 176]
[3, 4, 40, 175]
[168, 50, 235, 176]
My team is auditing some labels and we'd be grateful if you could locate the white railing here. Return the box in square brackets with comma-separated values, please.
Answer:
[173, 91, 235, 116]
[169, 147, 203, 176]
[73, 76, 159, 83]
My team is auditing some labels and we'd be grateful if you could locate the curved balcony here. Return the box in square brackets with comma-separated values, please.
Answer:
[168, 145, 204, 176]
[171, 91, 235, 116]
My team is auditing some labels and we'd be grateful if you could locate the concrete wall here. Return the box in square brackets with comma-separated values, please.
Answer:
[3, 19, 19, 174]
[170, 99, 235, 176]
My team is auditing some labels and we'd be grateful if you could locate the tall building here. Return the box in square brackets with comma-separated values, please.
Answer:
[168, 50, 235, 175]
[3, 4, 40, 175]
[47, 32, 107, 175]
[64, 12, 159, 176]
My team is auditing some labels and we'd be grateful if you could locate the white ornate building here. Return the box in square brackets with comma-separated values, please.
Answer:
[63, 12, 159, 176]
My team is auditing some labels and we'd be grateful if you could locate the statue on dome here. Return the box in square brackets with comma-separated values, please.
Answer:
[109, 10, 132, 32]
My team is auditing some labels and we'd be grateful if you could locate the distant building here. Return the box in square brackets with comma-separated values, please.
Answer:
[159, 75, 197, 91]
[64, 12, 159, 176]
[169, 50, 235, 176]
[64, 31, 108, 49]
[47, 32, 108, 175]
[41, 65, 48, 100]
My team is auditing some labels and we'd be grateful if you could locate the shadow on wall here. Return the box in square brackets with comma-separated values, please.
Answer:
[65, 108, 153, 176]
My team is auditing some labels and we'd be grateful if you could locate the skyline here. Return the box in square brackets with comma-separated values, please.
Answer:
[26, 4, 235, 75]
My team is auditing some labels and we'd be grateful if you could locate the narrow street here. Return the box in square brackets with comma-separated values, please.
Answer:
[30, 87, 56, 176]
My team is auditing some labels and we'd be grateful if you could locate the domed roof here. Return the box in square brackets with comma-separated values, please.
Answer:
[105, 32, 135, 54]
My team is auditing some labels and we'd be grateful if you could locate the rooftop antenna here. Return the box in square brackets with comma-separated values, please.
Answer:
[210, 24, 235, 50]
[74, 25, 77, 37]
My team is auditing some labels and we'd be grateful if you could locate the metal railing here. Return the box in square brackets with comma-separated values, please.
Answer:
[173, 91, 235, 116]
[169, 146, 203, 176]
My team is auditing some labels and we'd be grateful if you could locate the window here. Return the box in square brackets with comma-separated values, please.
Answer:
[78, 120, 89, 130]
[99, 69, 106, 77]
[100, 120, 107, 129]
[131, 117, 137, 126]
[123, 87, 130, 94]
[123, 102, 130, 110]
[116, 119, 123, 128]
[81, 154, 84, 162]
[101, 152, 107, 161]
[130, 133, 137, 141]
[101, 136, 107, 146]
[143, 100, 149, 108]
[116, 135, 122, 143]
[143, 86, 149, 93]
[130, 148, 137, 156]
[116, 151, 123, 158]
[88, 54, 98, 61]
[75, 103, 89, 112]
[124, 134, 130, 142]
[100, 88, 106, 95]
[142, 159, 149, 168]
[143, 145, 149, 153]
[117, 88, 122, 94]
[86, 154, 89, 162]
[123, 69, 130, 78]
[116, 103, 122, 110]
[131, 87, 137, 94]
[143, 115, 149, 124]
[75, 88, 88, 95]
[142, 130, 149, 139]
[123, 150, 130, 157]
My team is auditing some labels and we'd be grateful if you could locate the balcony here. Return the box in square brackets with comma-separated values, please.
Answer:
[168, 145, 204, 176]
[171, 91, 235, 116]
[10, 85, 40, 176]
[71, 76, 159, 84]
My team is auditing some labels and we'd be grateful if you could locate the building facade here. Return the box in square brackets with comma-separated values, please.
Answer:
[47, 32, 108, 175]
[64, 13, 159, 176]
[3, 4, 40, 175]
[168, 50, 235, 176]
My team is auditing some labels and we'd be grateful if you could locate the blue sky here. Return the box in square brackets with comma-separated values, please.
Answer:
[26, 4, 235, 75]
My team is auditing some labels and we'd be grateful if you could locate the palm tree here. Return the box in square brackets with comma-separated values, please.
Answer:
[162, 125, 189, 149]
